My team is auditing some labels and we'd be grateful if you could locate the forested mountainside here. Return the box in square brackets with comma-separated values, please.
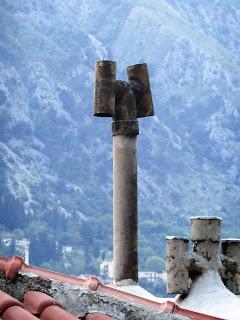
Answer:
[0, 0, 239, 276]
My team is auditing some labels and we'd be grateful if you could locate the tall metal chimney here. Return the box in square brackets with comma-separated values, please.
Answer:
[93, 61, 154, 285]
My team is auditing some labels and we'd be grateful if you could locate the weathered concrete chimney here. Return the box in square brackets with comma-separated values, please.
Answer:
[94, 61, 154, 285]
[166, 216, 240, 320]
[166, 236, 189, 294]
[191, 216, 222, 270]
[221, 239, 240, 295]
[166, 216, 223, 294]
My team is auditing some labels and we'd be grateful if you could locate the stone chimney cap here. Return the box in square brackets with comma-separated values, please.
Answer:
[190, 216, 222, 221]
[166, 236, 189, 241]
[221, 238, 240, 243]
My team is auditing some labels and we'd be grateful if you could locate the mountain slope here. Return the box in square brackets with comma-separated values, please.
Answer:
[0, 0, 239, 274]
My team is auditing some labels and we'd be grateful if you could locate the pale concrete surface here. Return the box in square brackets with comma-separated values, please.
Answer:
[114, 284, 175, 303]
[175, 270, 240, 320]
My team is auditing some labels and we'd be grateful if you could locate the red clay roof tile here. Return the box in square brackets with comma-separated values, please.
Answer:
[84, 276, 101, 291]
[0, 257, 7, 270]
[2, 306, 38, 320]
[84, 313, 113, 320]
[4, 256, 24, 280]
[24, 291, 62, 315]
[40, 305, 79, 320]
[0, 291, 23, 314]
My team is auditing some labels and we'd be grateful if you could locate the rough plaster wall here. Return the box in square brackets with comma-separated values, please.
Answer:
[0, 272, 188, 320]
[0, 271, 52, 300]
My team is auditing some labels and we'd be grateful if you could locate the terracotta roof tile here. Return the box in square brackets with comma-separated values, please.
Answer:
[2, 306, 38, 320]
[0, 287, 80, 319]
[84, 276, 101, 291]
[24, 291, 62, 315]
[0, 290, 80, 320]
[84, 313, 113, 320]
[40, 305, 78, 320]
[0, 291, 23, 314]
[4, 256, 24, 280]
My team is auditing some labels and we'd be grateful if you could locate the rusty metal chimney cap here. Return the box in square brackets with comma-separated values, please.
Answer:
[96, 60, 116, 66]
[166, 236, 189, 241]
[127, 62, 147, 70]
[94, 60, 116, 117]
[95, 60, 116, 78]
[190, 216, 222, 221]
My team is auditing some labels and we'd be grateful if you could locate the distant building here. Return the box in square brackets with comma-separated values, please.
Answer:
[1, 237, 30, 264]
[100, 261, 165, 286]
[100, 260, 113, 283]
[15, 239, 30, 265]
[138, 271, 166, 285]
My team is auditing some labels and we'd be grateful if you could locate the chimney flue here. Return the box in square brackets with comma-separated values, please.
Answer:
[166, 236, 189, 294]
[93, 60, 154, 285]
[221, 239, 240, 295]
[166, 216, 223, 294]
[191, 216, 222, 269]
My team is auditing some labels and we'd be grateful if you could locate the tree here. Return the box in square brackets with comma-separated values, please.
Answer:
[144, 256, 165, 273]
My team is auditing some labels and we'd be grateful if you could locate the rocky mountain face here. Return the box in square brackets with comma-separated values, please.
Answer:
[0, 0, 239, 274]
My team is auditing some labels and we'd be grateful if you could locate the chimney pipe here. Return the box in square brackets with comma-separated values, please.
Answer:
[94, 60, 116, 117]
[166, 216, 223, 294]
[93, 60, 154, 285]
[170, 217, 240, 319]
[166, 236, 189, 294]
[191, 216, 222, 270]
[221, 239, 240, 295]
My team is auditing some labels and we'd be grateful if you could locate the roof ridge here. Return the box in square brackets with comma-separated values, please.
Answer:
[0, 255, 225, 320]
